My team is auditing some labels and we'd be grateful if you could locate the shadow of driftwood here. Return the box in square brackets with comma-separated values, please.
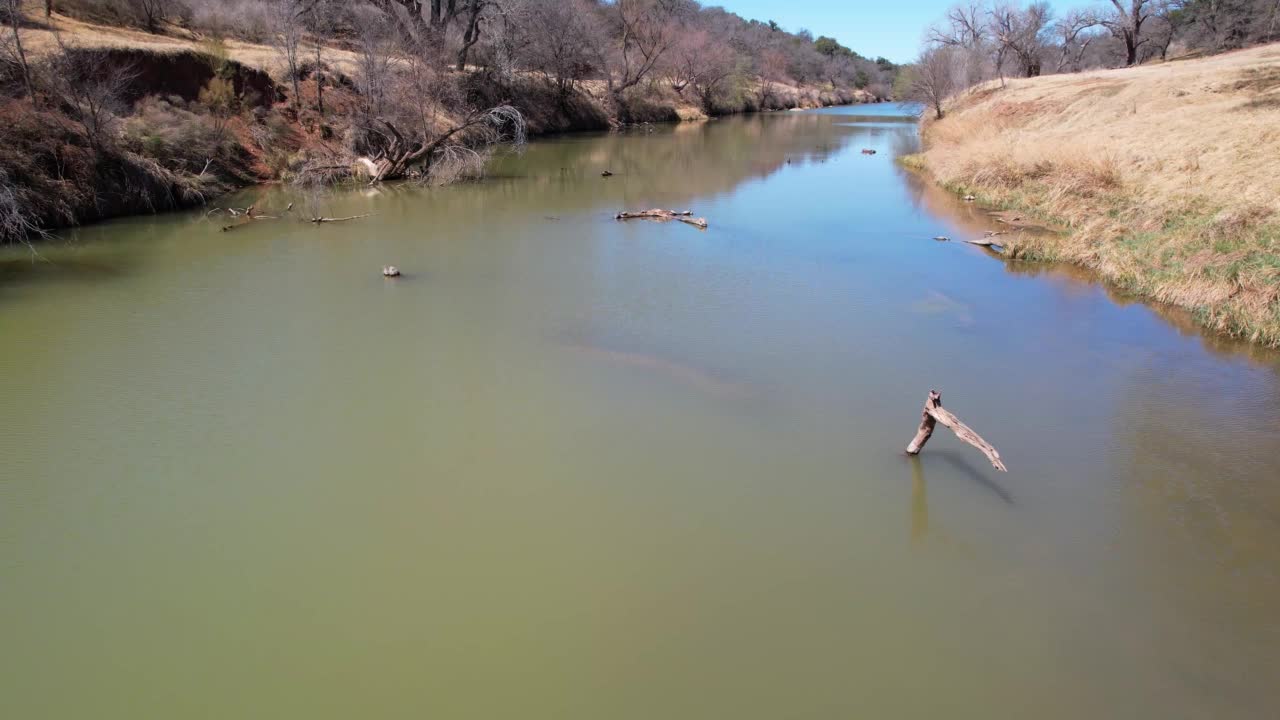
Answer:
[553, 327, 759, 401]
[933, 449, 1016, 505]
[559, 339, 756, 401]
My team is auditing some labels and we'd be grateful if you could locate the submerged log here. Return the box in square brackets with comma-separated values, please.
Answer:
[905, 390, 1007, 472]
[310, 213, 376, 224]
[615, 209, 708, 229]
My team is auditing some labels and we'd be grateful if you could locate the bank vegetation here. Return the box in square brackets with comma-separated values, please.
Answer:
[914, 43, 1280, 345]
[0, 0, 897, 243]
[895, 1, 1280, 346]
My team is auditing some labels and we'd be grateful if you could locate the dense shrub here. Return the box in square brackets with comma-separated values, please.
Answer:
[124, 97, 233, 169]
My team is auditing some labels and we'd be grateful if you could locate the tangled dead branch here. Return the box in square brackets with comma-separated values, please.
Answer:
[360, 105, 526, 184]
[0, 168, 48, 250]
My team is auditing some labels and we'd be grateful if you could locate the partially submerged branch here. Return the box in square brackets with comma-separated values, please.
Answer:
[905, 390, 1007, 472]
[309, 213, 376, 223]
[217, 203, 295, 231]
[963, 237, 1004, 252]
[360, 106, 526, 185]
[616, 209, 709, 229]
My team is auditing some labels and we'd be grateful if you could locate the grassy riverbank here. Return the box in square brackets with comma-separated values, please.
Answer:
[910, 43, 1280, 346]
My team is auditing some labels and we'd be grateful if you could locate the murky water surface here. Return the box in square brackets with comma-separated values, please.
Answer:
[3, 105, 1279, 719]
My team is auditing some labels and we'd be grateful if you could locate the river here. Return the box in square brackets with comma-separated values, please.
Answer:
[2, 104, 1279, 719]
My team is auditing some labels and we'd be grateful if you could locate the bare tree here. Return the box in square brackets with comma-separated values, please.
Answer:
[929, 2, 989, 48]
[373, 0, 429, 36]
[691, 38, 738, 112]
[129, 0, 179, 34]
[1183, 0, 1258, 50]
[755, 47, 787, 107]
[522, 0, 595, 103]
[374, 0, 479, 40]
[352, 4, 398, 120]
[663, 29, 716, 95]
[927, 2, 993, 89]
[43, 39, 137, 151]
[1101, 0, 1155, 65]
[908, 46, 959, 120]
[818, 54, 848, 88]
[589, 0, 688, 120]
[989, 2, 1052, 77]
[1053, 9, 1101, 71]
[454, 0, 495, 71]
[269, 0, 313, 114]
[474, 0, 530, 82]
[1144, 1, 1180, 60]
[306, 0, 335, 117]
[2, 0, 35, 100]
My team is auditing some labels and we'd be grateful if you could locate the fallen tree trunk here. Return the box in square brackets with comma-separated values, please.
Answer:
[905, 390, 1007, 472]
[615, 209, 708, 229]
[361, 106, 525, 185]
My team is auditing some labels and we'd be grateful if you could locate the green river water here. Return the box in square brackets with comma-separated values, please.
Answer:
[2, 105, 1279, 718]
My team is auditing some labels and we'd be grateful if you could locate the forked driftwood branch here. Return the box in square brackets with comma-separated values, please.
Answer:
[905, 390, 1007, 472]
[615, 209, 708, 229]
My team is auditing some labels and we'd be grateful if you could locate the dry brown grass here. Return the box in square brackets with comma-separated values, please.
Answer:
[917, 43, 1280, 346]
[16, 7, 365, 78]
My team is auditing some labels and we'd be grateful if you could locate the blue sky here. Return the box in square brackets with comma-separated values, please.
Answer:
[711, 0, 962, 64]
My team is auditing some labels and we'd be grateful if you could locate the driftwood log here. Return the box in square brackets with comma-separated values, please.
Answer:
[905, 390, 1007, 472]
[963, 237, 1003, 252]
[615, 209, 708, 229]
[220, 205, 276, 232]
